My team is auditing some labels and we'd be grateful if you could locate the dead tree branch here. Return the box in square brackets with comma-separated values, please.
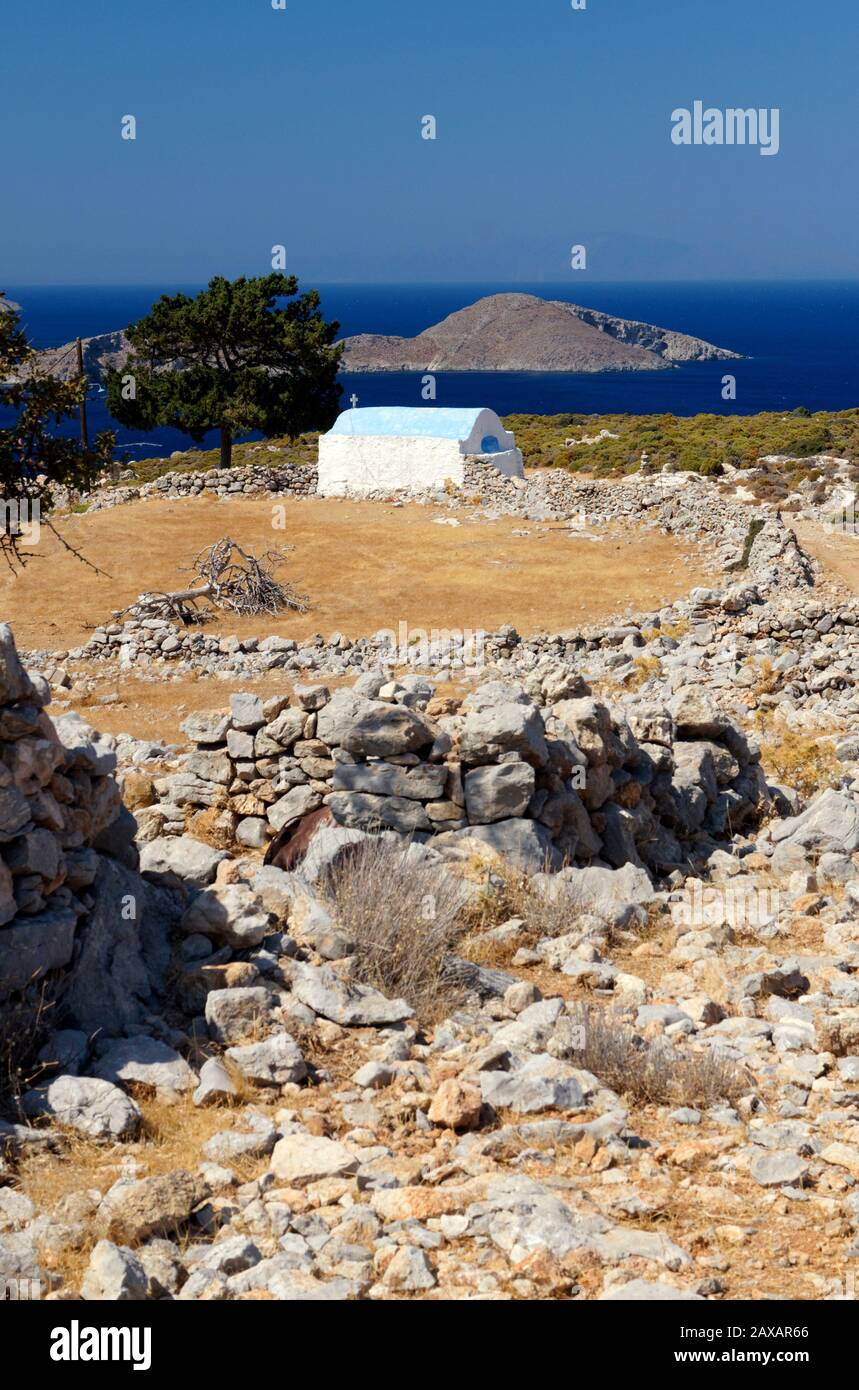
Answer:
[116, 536, 308, 625]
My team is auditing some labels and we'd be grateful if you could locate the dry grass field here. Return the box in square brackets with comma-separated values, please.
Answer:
[0, 493, 717, 743]
[2, 494, 710, 652]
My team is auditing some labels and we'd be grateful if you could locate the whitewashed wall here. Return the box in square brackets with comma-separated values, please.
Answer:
[319, 436, 525, 498]
[318, 435, 466, 496]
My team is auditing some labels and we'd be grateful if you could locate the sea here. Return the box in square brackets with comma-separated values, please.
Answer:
[5, 281, 859, 463]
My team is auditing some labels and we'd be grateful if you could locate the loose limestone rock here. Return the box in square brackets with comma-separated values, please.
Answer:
[269, 1133, 359, 1186]
[288, 960, 414, 1026]
[225, 1033, 306, 1087]
[91, 1036, 197, 1094]
[81, 1240, 149, 1301]
[427, 1077, 483, 1130]
[98, 1170, 202, 1245]
[23, 1076, 141, 1140]
[205, 987, 277, 1043]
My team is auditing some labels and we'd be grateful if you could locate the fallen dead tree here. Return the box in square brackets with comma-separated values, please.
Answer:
[115, 536, 309, 624]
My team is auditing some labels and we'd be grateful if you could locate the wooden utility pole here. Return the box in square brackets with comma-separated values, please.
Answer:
[75, 338, 89, 448]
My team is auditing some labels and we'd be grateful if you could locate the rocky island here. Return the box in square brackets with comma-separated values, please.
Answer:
[31, 293, 741, 385]
[338, 292, 742, 374]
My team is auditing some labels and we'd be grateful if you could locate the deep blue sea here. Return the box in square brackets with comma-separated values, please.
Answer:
[5, 281, 859, 462]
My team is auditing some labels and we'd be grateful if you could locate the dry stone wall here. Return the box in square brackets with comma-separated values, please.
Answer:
[84, 460, 318, 512]
[0, 626, 172, 1031]
[143, 670, 767, 876]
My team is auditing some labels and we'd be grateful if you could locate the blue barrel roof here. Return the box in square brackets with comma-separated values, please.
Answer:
[326, 406, 491, 439]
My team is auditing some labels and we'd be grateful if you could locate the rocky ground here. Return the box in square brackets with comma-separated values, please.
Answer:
[1, 468, 859, 1304]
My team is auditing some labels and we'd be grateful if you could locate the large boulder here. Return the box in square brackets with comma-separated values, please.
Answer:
[459, 703, 548, 768]
[439, 819, 561, 874]
[461, 680, 533, 711]
[0, 903, 79, 995]
[205, 987, 277, 1044]
[0, 785, 31, 841]
[464, 763, 535, 824]
[61, 857, 174, 1036]
[229, 692, 265, 731]
[295, 826, 372, 882]
[269, 1133, 358, 1186]
[332, 760, 446, 801]
[139, 835, 228, 891]
[81, 1241, 148, 1301]
[669, 689, 751, 762]
[267, 784, 321, 832]
[225, 1033, 306, 1087]
[770, 788, 859, 857]
[258, 706, 306, 752]
[53, 711, 118, 775]
[180, 710, 230, 745]
[91, 1036, 197, 1094]
[314, 689, 378, 746]
[531, 862, 655, 928]
[183, 749, 232, 786]
[288, 959, 413, 1026]
[340, 704, 435, 758]
[22, 1075, 141, 1139]
[97, 1169, 201, 1244]
[327, 791, 431, 834]
[181, 882, 270, 949]
[480, 1055, 586, 1114]
[0, 624, 41, 706]
[552, 698, 617, 766]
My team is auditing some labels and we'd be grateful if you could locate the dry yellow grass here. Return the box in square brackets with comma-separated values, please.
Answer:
[3, 494, 710, 653]
[11, 1091, 280, 1289]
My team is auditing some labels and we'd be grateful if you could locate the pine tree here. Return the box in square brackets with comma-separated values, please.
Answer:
[106, 274, 343, 469]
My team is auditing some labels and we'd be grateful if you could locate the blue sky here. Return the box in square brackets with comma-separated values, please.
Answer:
[3, 0, 857, 284]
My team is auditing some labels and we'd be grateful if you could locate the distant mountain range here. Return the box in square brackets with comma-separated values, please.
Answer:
[29, 292, 741, 384]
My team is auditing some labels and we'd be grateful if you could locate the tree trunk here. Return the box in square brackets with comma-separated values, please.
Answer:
[219, 426, 232, 470]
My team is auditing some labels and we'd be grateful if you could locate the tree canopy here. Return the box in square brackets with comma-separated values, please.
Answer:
[0, 295, 113, 566]
[106, 274, 343, 468]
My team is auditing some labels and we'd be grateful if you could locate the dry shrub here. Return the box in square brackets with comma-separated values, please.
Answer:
[459, 857, 582, 941]
[0, 981, 56, 1117]
[641, 618, 689, 643]
[457, 930, 527, 971]
[749, 656, 782, 697]
[514, 878, 585, 939]
[321, 837, 468, 1020]
[457, 859, 530, 934]
[567, 1003, 744, 1107]
[757, 722, 841, 800]
[623, 655, 662, 691]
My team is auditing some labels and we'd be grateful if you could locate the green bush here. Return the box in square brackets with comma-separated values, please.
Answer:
[502, 409, 859, 478]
